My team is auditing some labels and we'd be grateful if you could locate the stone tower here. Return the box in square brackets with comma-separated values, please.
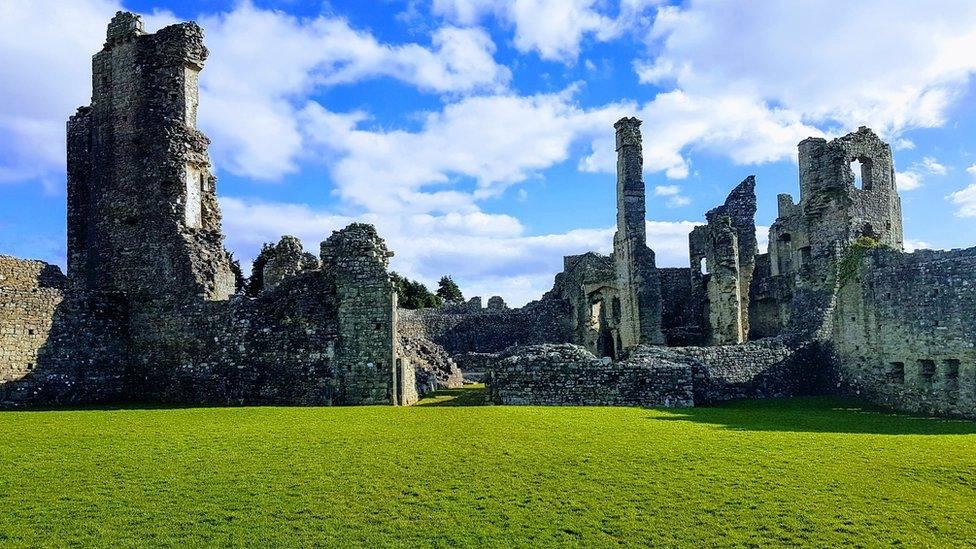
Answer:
[612, 117, 664, 350]
[67, 12, 235, 301]
[769, 127, 904, 291]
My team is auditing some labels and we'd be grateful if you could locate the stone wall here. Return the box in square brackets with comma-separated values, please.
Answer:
[485, 339, 824, 407]
[397, 298, 571, 356]
[400, 334, 464, 394]
[659, 267, 700, 346]
[0, 257, 66, 381]
[485, 344, 694, 407]
[832, 246, 976, 418]
[1, 256, 128, 405]
[689, 177, 757, 345]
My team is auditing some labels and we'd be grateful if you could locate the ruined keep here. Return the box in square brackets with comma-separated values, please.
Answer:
[2, 12, 974, 419]
[1, 13, 417, 407]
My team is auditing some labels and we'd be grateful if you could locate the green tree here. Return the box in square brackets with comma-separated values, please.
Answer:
[436, 275, 464, 304]
[391, 272, 443, 309]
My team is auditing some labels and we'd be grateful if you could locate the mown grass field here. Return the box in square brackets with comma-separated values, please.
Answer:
[1, 387, 975, 547]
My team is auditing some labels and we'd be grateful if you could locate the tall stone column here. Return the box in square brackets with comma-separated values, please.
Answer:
[612, 117, 664, 352]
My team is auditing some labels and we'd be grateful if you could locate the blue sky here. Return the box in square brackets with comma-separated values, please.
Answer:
[3, 0, 976, 304]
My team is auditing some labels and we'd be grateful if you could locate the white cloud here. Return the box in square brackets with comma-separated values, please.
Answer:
[580, 90, 821, 179]
[948, 164, 976, 217]
[903, 239, 932, 252]
[896, 155, 950, 191]
[636, 0, 976, 142]
[653, 184, 690, 207]
[300, 88, 629, 213]
[921, 156, 947, 176]
[0, 1, 512, 185]
[948, 184, 976, 217]
[897, 170, 923, 191]
[432, 0, 657, 63]
[197, 2, 510, 180]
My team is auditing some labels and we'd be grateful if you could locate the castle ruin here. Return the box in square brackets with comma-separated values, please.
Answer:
[1, 13, 419, 407]
[2, 12, 975, 418]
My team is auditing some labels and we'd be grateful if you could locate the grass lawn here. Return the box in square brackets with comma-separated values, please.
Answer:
[1, 387, 974, 547]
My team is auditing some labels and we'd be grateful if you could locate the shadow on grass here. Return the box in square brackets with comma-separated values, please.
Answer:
[416, 385, 486, 407]
[652, 396, 976, 435]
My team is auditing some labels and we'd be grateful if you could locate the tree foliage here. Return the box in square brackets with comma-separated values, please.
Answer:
[436, 275, 464, 304]
[391, 272, 442, 309]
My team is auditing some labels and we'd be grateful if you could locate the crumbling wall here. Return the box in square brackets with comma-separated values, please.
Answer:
[400, 334, 464, 394]
[832, 247, 976, 418]
[484, 337, 824, 407]
[0, 257, 66, 381]
[688, 176, 758, 345]
[262, 235, 317, 291]
[485, 344, 694, 407]
[659, 267, 699, 345]
[690, 218, 742, 345]
[748, 254, 792, 339]
[544, 252, 621, 357]
[397, 298, 571, 356]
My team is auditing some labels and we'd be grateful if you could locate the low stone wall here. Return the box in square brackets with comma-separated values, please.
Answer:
[485, 339, 823, 408]
[486, 344, 694, 407]
[1, 257, 66, 382]
[629, 340, 825, 404]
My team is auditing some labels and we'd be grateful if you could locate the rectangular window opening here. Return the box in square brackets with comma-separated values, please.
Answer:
[889, 362, 905, 384]
[943, 359, 961, 381]
[918, 359, 936, 383]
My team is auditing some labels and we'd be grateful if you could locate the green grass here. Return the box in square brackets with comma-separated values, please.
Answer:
[1, 388, 974, 547]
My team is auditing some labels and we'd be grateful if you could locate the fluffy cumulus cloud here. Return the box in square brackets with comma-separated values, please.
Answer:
[947, 164, 976, 218]
[579, 90, 821, 179]
[198, 2, 510, 179]
[896, 155, 950, 191]
[300, 88, 630, 213]
[653, 185, 690, 208]
[636, 1, 976, 144]
[431, 0, 657, 63]
[0, 0, 511, 184]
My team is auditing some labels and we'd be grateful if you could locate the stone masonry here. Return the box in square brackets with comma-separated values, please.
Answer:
[3, 11, 975, 419]
[0, 13, 415, 407]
